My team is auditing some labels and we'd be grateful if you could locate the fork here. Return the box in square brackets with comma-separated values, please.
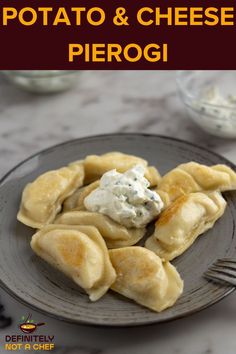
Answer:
[204, 258, 236, 286]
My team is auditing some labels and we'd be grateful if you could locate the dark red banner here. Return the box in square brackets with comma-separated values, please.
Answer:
[0, 0, 236, 69]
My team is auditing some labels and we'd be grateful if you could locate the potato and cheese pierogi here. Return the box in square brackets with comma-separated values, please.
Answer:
[18, 151, 236, 312]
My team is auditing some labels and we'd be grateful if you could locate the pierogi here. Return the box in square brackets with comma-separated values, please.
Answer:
[109, 247, 183, 312]
[17, 162, 84, 229]
[145, 192, 226, 261]
[157, 162, 236, 208]
[63, 180, 100, 212]
[55, 210, 145, 248]
[17, 151, 235, 313]
[31, 224, 116, 301]
[84, 152, 161, 186]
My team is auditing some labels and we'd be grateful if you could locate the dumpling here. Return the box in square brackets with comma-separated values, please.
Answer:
[181, 163, 236, 191]
[84, 152, 161, 186]
[31, 224, 116, 301]
[109, 247, 183, 312]
[63, 181, 99, 212]
[55, 210, 146, 248]
[143, 166, 161, 187]
[156, 168, 201, 208]
[156, 162, 236, 208]
[17, 163, 85, 229]
[145, 192, 226, 261]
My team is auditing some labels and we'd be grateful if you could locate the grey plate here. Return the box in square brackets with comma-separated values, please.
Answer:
[0, 134, 235, 327]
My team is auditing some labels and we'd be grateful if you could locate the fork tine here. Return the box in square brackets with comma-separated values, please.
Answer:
[216, 258, 236, 264]
[204, 271, 231, 284]
[204, 269, 236, 286]
[209, 266, 236, 278]
[213, 261, 236, 271]
[204, 271, 225, 282]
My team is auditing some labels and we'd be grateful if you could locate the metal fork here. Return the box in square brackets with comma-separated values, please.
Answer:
[204, 258, 236, 286]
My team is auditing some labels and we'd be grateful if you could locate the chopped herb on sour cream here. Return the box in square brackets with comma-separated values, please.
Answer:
[84, 165, 163, 228]
[192, 86, 236, 137]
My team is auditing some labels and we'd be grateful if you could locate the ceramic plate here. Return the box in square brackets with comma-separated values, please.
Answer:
[0, 134, 235, 327]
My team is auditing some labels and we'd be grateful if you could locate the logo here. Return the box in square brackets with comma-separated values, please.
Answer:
[19, 314, 45, 334]
[4, 314, 55, 351]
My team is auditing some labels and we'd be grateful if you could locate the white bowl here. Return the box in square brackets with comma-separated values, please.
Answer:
[2, 70, 80, 93]
[177, 71, 236, 138]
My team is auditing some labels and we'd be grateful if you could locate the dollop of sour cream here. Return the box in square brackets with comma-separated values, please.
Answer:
[193, 86, 236, 138]
[84, 165, 163, 228]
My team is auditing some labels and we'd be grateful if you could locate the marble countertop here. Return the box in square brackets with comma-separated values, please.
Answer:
[0, 71, 236, 354]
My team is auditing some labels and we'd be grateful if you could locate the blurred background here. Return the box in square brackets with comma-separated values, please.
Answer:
[0, 70, 236, 354]
[1, 70, 236, 177]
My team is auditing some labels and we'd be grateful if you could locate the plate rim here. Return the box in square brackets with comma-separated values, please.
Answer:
[0, 133, 235, 327]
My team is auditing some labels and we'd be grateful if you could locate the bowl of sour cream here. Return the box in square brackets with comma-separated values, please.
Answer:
[177, 71, 236, 138]
[1, 70, 80, 93]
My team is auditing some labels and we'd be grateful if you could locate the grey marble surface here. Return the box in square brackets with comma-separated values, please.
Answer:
[0, 71, 236, 354]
